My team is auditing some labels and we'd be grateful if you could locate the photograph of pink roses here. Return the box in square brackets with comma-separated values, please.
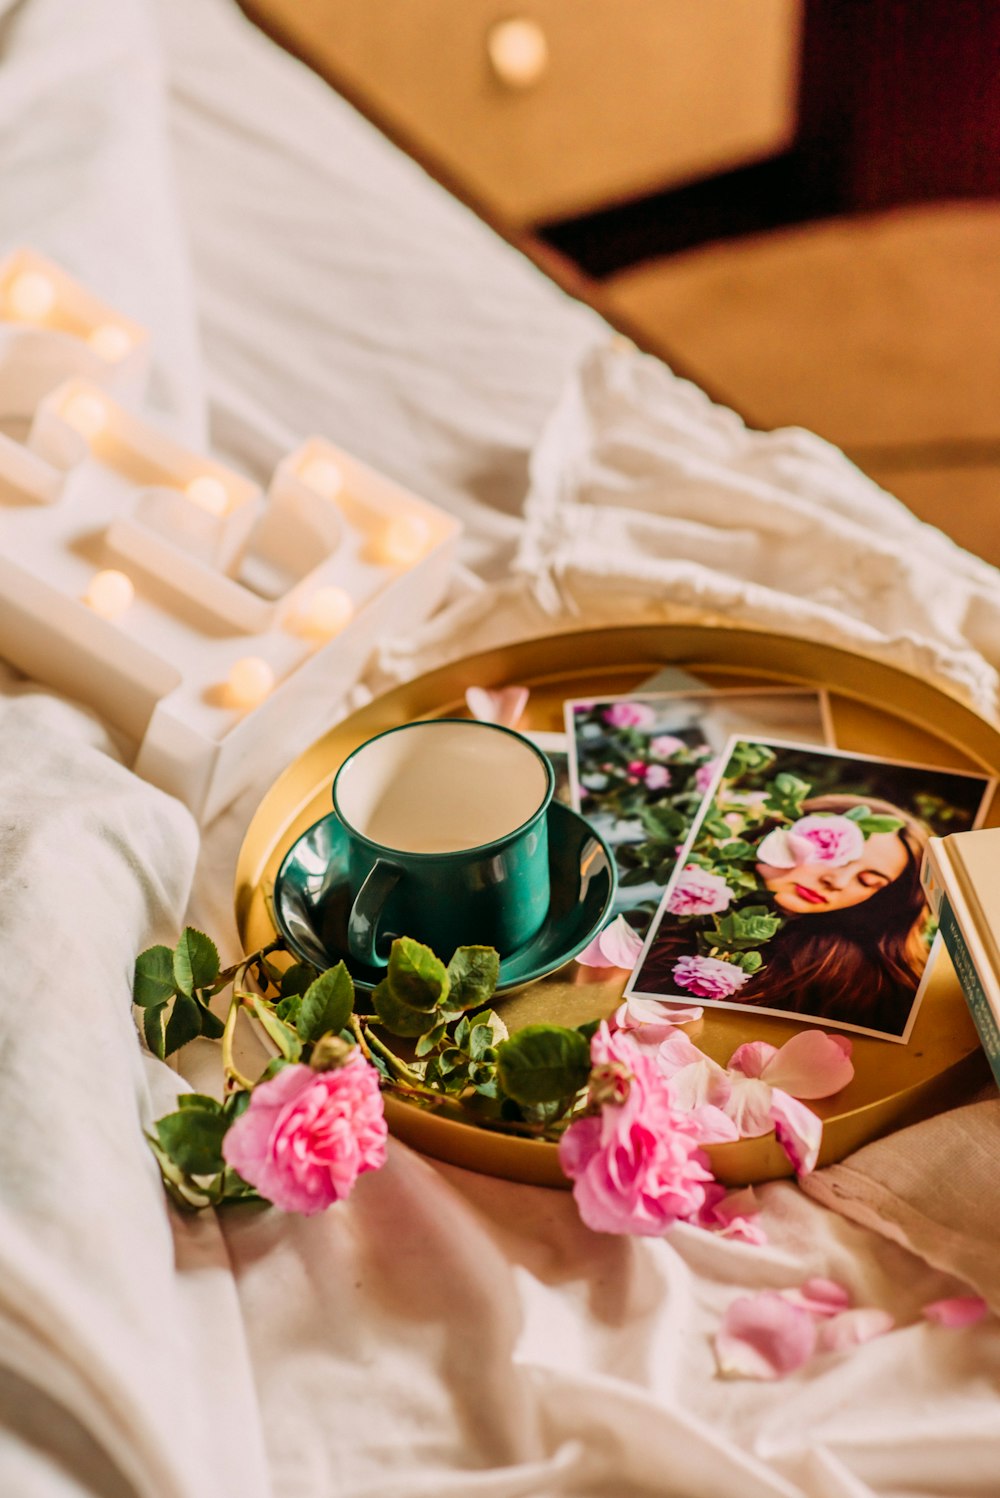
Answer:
[628, 738, 994, 1041]
[566, 692, 829, 935]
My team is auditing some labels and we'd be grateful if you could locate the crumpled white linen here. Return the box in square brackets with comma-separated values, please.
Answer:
[2, 0, 1000, 1493]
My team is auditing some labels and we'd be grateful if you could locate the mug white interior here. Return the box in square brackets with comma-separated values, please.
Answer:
[335, 721, 551, 854]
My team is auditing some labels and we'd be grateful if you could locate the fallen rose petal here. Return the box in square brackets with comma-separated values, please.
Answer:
[465, 685, 529, 729]
[728, 1041, 778, 1080]
[657, 1029, 711, 1077]
[715, 1292, 817, 1380]
[697, 1185, 767, 1244]
[612, 997, 703, 1051]
[769, 1088, 823, 1174]
[688, 1103, 741, 1144]
[922, 1296, 989, 1328]
[782, 1278, 851, 1317]
[758, 1030, 855, 1100]
[723, 1073, 776, 1138]
[576, 915, 644, 969]
[817, 1308, 894, 1351]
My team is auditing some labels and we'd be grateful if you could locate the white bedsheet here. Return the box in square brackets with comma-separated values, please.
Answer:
[2, 1, 1000, 1495]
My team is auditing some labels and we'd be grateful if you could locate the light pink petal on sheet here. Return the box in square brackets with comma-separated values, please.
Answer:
[817, 1308, 894, 1351]
[728, 1041, 778, 1079]
[697, 1185, 767, 1243]
[759, 1030, 855, 1099]
[782, 1278, 852, 1317]
[769, 1088, 823, 1174]
[723, 1074, 775, 1139]
[464, 685, 529, 729]
[922, 1296, 989, 1328]
[715, 1293, 817, 1380]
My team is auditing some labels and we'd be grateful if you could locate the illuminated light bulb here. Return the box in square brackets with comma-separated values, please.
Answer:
[298, 455, 343, 501]
[226, 656, 275, 708]
[301, 585, 354, 638]
[62, 391, 108, 441]
[88, 323, 132, 361]
[185, 475, 229, 516]
[379, 513, 431, 566]
[487, 17, 549, 90]
[7, 270, 56, 321]
[84, 569, 134, 620]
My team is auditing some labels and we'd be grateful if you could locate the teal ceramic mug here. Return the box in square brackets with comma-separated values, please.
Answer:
[332, 719, 555, 966]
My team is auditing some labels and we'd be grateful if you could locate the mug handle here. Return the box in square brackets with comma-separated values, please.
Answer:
[347, 859, 403, 967]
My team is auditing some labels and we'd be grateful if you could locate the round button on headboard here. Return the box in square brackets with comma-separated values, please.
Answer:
[486, 17, 550, 90]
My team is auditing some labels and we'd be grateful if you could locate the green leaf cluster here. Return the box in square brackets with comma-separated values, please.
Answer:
[148, 1091, 261, 1211]
[133, 928, 225, 1059]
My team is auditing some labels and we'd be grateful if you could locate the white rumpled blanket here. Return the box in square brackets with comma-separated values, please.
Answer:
[3, 0, 1000, 1495]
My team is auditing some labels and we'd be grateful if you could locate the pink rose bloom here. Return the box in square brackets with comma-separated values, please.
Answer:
[627, 759, 648, 777]
[758, 814, 865, 870]
[672, 954, 749, 1001]
[666, 866, 733, 917]
[559, 1023, 713, 1235]
[604, 701, 657, 731]
[644, 764, 671, 791]
[223, 1055, 387, 1215]
[649, 734, 686, 759]
[695, 758, 721, 795]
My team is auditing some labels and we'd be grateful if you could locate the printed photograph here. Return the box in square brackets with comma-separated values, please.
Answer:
[565, 691, 832, 934]
[626, 738, 996, 1042]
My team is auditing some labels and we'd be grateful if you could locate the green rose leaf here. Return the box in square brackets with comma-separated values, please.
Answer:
[386, 938, 449, 1011]
[249, 995, 303, 1062]
[446, 946, 500, 1010]
[844, 804, 871, 823]
[178, 1092, 223, 1113]
[173, 928, 220, 998]
[133, 946, 176, 1008]
[497, 1024, 591, 1107]
[856, 815, 905, 837]
[197, 1001, 226, 1041]
[297, 962, 355, 1042]
[156, 1108, 229, 1176]
[164, 992, 204, 1055]
[280, 963, 318, 999]
[143, 1002, 167, 1060]
[372, 978, 439, 1037]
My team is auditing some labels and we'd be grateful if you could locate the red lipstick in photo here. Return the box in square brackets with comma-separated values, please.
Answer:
[793, 883, 827, 905]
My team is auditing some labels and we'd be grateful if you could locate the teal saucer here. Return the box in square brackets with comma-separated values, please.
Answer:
[272, 801, 616, 994]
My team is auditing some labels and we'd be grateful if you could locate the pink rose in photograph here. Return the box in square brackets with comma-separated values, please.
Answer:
[558, 1023, 713, 1235]
[604, 701, 658, 731]
[649, 733, 686, 759]
[758, 813, 865, 870]
[223, 1054, 387, 1215]
[672, 953, 749, 1001]
[695, 758, 721, 795]
[627, 759, 648, 777]
[644, 764, 671, 791]
[666, 866, 734, 917]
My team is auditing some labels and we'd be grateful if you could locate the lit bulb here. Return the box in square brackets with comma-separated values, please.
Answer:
[62, 391, 108, 441]
[301, 585, 354, 638]
[185, 475, 229, 516]
[7, 270, 56, 321]
[88, 323, 132, 361]
[378, 513, 431, 566]
[84, 569, 134, 619]
[226, 656, 275, 708]
[298, 455, 343, 501]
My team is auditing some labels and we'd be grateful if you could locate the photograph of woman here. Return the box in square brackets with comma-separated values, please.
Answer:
[627, 740, 995, 1041]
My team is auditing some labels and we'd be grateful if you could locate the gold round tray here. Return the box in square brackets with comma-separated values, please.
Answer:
[235, 623, 999, 1187]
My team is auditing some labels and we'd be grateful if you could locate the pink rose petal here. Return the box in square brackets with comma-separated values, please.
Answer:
[465, 685, 529, 729]
[656, 1029, 711, 1078]
[769, 1088, 823, 1174]
[715, 1292, 817, 1380]
[756, 828, 798, 868]
[687, 1103, 741, 1144]
[782, 1278, 851, 1317]
[817, 1308, 894, 1351]
[723, 1074, 776, 1139]
[697, 1185, 767, 1244]
[611, 997, 702, 1050]
[758, 1030, 855, 1100]
[922, 1296, 989, 1328]
[728, 1041, 778, 1079]
[663, 1057, 732, 1115]
[597, 916, 644, 969]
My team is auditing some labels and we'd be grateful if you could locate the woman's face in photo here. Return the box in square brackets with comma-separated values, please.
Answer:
[757, 831, 909, 915]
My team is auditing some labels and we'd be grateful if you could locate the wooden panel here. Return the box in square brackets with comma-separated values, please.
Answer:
[246, 0, 802, 225]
